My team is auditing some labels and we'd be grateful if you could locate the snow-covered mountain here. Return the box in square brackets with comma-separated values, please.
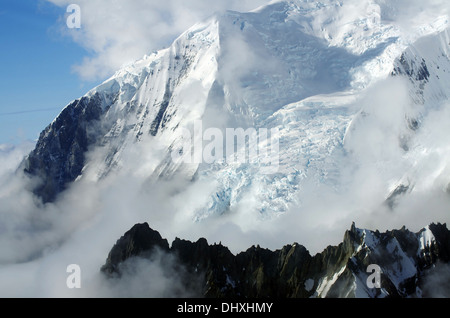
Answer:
[3, 0, 449, 299]
[23, 0, 449, 222]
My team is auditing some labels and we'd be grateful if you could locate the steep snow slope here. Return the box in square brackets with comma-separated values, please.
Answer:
[24, 0, 449, 224]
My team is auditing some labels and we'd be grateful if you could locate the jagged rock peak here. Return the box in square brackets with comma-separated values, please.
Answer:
[100, 222, 450, 298]
[101, 222, 170, 275]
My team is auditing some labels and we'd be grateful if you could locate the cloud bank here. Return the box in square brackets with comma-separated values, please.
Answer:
[1, 76, 449, 297]
[47, 0, 271, 80]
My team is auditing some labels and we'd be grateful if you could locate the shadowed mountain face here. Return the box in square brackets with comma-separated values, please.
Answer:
[101, 222, 450, 298]
[22, 94, 108, 203]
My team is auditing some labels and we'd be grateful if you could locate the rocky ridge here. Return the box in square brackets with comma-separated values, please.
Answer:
[101, 222, 450, 298]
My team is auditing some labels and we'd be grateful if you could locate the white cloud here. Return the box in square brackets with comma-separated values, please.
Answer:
[377, 0, 449, 25]
[47, 0, 271, 80]
[0, 142, 34, 180]
[1, 92, 450, 295]
[44, 0, 449, 81]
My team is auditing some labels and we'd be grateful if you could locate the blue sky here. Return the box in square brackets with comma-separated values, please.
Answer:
[0, 0, 99, 144]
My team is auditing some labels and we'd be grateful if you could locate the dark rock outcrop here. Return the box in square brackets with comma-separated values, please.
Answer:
[392, 53, 430, 83]
[101, 223, 170, 275]
[100, 222, 450, 298]
[22, 93, 108, 203]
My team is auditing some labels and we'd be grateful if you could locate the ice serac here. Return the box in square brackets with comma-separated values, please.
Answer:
[23, 1, 449, 222]
[100, 222, 450, 298]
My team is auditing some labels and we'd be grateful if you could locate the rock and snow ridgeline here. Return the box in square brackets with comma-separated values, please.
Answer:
[101, 222, 450, 298]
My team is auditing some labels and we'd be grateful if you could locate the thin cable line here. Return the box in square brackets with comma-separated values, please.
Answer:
[0, 107, 61, 116]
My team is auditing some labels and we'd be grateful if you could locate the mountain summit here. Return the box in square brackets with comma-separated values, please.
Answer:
[23, 1, 449, 222]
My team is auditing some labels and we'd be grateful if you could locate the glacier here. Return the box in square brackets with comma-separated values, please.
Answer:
[21, 0, 450, 237]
